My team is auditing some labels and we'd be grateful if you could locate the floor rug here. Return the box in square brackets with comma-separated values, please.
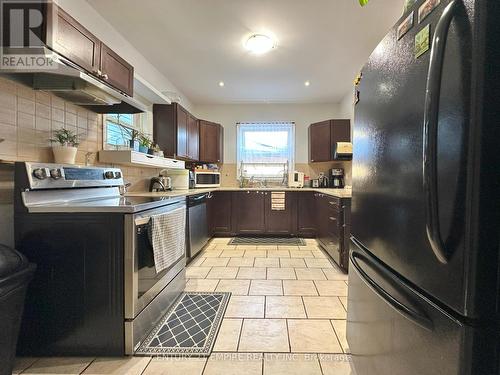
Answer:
[135, 292, 230, 356]
[228, 236, 306, 245]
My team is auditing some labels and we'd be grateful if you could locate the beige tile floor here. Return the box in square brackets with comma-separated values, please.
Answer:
[13, 238, 355, 375]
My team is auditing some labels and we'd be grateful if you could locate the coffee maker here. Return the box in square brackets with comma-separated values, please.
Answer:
[330, 168, 345, 188]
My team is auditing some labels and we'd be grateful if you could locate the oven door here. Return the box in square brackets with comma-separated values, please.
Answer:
[124, 199, 186, 319]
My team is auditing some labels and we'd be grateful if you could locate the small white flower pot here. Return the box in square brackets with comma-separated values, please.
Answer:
[52, 146, 77, 164]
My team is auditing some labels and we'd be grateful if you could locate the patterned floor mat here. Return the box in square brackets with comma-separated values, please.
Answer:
[135, 292, 230, 356]
[228, 237, 306, 245]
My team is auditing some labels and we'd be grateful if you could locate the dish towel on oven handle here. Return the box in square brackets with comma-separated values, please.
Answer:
[148, 206, 186, 274]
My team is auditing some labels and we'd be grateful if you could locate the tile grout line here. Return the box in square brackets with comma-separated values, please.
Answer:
[236, 318, 244, 352]
[18, 357, 40, 374]
[139, 357, 153, 375]
[78, 358, 96, 374]
[285, 318, 292, 354]
[200, 353, 210, 375]
[317, 352, 327, 375]
[298, 295, 306, 319]
[264, 295, 267, 318]
[329, 319, 345, 354]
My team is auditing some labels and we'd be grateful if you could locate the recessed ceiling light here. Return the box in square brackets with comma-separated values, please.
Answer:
[304, 81, 310, 87]
[245, 34, 276, 54]
[218, 81, 225, 87]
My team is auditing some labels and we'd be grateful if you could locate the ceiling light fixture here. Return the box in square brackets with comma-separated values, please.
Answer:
[304, 81, 311, 87]
[219, 81, 225, 87]
[245, 33, 275, 54]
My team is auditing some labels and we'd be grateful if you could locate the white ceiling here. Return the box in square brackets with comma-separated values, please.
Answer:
[87, 0, 404, 105]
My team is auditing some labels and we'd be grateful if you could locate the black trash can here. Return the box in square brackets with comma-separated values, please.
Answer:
[0, 244, 36, 375]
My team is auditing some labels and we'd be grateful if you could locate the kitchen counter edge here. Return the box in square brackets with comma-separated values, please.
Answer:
[126, 187, 352, 199]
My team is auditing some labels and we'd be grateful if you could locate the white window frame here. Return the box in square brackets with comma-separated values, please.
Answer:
[236, 122, 295, 183]
[103, 112, 151, 150]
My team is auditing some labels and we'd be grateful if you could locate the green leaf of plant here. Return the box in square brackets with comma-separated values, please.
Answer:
[359, 0, 369, 6]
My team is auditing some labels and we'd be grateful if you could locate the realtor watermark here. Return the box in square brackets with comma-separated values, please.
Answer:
[2, 54, 55, 68]
[150, 352, 353, 363]
[0, 0, 57, 70]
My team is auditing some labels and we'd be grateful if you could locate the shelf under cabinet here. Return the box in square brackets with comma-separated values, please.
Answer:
[98, 150, 185, 169]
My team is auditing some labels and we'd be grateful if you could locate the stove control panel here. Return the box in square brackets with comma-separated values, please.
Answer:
[23, 163, 124, 190]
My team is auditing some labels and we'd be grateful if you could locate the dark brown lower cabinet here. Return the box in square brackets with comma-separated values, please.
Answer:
[231, 191, 296, 235]
[232, 191, 266, 234]
[207, 192, 232, 236]
[315, 193, 351, 272]
[296, 192, 317, 237]
[265, 192, 296, 235]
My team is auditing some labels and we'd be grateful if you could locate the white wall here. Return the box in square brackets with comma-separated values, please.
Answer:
[193, 103, 347, 164]
[339, 90, 355, 125]
[56, 0, 193, 111]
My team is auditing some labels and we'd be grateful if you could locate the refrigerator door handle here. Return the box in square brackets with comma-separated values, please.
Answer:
[350, 246, 434, 331]
[422, 0, 459, 264]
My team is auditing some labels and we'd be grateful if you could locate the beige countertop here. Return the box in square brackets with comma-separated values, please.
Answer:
[126, 187, 352, 199]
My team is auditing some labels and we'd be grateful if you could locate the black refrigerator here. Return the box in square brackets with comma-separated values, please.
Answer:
[347, 0, 500, 374]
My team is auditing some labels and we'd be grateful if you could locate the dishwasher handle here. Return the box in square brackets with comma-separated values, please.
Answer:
[188, 194, 208, 205]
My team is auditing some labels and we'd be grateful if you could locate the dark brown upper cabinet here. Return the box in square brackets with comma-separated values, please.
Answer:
[46, 4, 101, 75]
[153, 103, 199, 161]
[187, 114, 199, 161]
[100, 44, 134, 96]
[199, 120, 224, 163]
[309, 119, 351, 162]
[39, 4, 134, 96]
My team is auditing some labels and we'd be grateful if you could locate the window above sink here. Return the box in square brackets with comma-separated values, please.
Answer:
[236, 122, 295, 186]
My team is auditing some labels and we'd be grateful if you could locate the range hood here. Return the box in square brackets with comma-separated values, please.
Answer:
[333, 142, 353, 161]
[0, 48, 147, 114]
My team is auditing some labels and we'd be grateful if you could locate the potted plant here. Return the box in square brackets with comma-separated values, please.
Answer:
[147, 142, 155, 155]
[50, 128, 79, 164]
[138, 134, 151, 154]
[126, 129, 140, 151]
[151, 143, 163, 157]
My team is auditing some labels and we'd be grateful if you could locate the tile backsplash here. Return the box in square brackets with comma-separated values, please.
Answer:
[0, 76, 158, 190]
[0, 76, 101, 164]
[219, 161, 352, 188]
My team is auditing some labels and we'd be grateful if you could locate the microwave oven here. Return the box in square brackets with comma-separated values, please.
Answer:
[194, 170, 221, 188]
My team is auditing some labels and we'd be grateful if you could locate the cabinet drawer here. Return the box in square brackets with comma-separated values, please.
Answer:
[325, 197, 341, 210]
[327, 213, 341, 235]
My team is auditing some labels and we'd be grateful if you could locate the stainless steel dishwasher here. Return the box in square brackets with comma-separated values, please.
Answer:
[187, 192, 211, 261]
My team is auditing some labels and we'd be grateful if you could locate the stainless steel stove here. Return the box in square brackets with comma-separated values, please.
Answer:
[19, 162, 179, 213]
[14, 162, 186, 356]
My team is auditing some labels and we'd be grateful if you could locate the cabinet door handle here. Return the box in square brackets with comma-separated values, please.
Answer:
[329, 216, 337, 221]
